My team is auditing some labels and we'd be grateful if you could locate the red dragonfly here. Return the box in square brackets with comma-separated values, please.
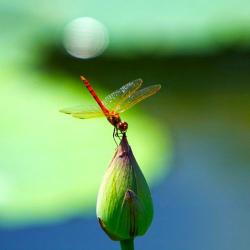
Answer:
[60, 76, 161, 137]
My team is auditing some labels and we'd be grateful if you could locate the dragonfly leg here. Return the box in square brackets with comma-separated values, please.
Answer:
[113, 127, 119, 146]
[118, 131, 123, 140]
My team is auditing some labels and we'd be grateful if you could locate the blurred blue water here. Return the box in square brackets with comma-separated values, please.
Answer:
[1, 118, 249, 250]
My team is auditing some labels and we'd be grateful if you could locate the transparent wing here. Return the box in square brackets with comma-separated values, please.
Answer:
[116, 84, 161, 113]
[103, 79, 143, 111]
[60, 105, 105, 119]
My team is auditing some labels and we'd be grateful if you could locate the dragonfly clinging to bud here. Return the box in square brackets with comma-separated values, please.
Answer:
[60, 76, 161, 139]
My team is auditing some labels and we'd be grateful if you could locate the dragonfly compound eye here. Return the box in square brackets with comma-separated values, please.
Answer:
[118, 121, 128, 132]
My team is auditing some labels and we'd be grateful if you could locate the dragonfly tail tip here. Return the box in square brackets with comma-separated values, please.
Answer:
[80, 75, 86, 81]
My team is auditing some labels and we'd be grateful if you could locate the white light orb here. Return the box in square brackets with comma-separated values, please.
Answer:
[63, 17, 109, 59]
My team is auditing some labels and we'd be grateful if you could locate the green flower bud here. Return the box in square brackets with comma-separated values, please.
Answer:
[96, 135, 153, 241]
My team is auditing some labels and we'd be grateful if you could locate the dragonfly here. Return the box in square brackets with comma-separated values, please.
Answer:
[60, 76, 161, 138]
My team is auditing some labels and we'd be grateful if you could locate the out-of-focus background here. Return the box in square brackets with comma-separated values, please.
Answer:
[0, 0, 250, 249]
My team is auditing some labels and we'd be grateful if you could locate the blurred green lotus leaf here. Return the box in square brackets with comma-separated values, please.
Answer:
[0, 70, 172, 227]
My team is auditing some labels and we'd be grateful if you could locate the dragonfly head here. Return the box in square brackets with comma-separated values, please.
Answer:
[117, 121, 128, 133]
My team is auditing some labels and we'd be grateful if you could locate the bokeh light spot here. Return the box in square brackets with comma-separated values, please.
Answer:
[63, 17, 109, 59]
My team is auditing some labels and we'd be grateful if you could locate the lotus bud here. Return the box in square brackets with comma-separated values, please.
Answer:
[96, 134, 153, 243]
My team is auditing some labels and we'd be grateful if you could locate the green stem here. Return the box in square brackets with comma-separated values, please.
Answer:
[120, 239, 134, 250]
